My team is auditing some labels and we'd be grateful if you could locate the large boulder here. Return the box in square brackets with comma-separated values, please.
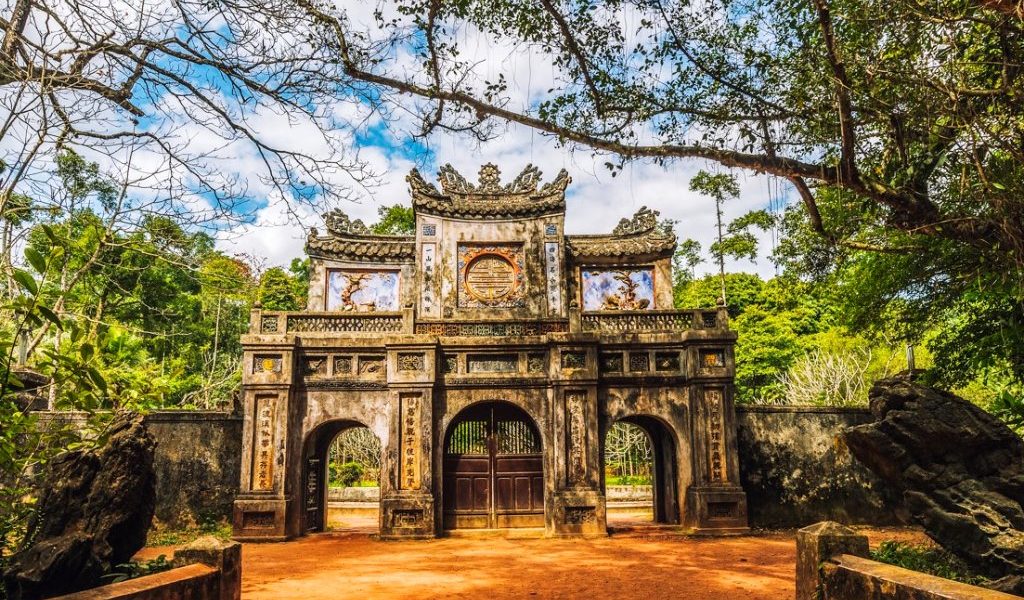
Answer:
[844, 374, 1024, 594]
[3, 412, 157, 600]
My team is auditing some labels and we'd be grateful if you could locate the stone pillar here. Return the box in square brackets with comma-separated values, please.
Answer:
[379, 344, 436, 539]
[685, 334, 749, 533]
[173, 536, 242, 600]
[550, 340, 606, 537]
[795, 521, 869, 600]
[232, 343, 297, 541]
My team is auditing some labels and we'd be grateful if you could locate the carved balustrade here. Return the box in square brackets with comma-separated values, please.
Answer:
[253, 311, 408, 335]
[252, 307, 726, 336]
[578, 309, 726, 334]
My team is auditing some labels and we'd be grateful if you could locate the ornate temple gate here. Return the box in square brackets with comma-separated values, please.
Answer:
[232, 164, 750, 541]
[443, 403, 544, 529]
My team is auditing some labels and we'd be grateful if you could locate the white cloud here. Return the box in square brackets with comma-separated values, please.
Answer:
[211, 6, 791, 278]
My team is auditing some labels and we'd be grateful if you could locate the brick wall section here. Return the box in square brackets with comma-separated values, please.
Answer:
[736, 406, 901, 528]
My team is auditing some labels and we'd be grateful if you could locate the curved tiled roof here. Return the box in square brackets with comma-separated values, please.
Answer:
[567, 206, 677, 259]
[408, 163, 569, 219]
[305, 228, 415, 262]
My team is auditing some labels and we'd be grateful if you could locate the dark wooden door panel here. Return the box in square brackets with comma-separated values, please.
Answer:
[531, 475, 544, 507]
[514, 477, 532, 510]
[444, 404, 545, 529]
[473, 477, 490, 511]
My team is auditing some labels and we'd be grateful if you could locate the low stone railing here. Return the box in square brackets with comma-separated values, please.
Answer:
[578, 308, 726, 334]
[251, 306, 727, 336]
[796, 521, 1018, 600]
[606, 485, 653, 503]
[253, 308, 412, 335]
[51, 536, 240, 600]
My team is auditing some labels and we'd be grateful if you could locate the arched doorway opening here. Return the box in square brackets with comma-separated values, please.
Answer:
[443, 402, 544, 530]
[302, 420, 382, 534]
[327, 426, 381, 531]
[603, 416, 679, 529]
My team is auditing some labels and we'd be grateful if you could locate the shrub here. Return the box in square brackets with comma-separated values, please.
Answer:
[331, 461, 364, 487]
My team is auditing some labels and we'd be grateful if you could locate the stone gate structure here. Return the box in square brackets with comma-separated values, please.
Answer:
[232, 164, 748, 540]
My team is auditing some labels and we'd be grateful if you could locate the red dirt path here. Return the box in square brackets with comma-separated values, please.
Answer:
[242, 531, 795, 599]
[139, 524, 928, 599]
[231, 527, 927, 600]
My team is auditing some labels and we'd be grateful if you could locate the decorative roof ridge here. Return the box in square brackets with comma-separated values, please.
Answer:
[567, 206, 676, 241]
[307, 228, 415, 243]
[320, 208, 414, 240]
[565, 206, 677, 259]
[305, 210, 415, 262]
[407, 163, 570, 201]
[612, 206, 671, 236]
[566, 229, 674, 241]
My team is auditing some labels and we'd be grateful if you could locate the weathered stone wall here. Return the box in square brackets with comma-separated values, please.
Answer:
[145, 411, 242, 528]
[736, 406, 901, 528]
[37, 405, 900, 531]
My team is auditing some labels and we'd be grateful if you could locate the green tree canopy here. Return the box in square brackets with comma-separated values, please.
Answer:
[370, 204, 415, 235]
[293, 0, 1024, 395]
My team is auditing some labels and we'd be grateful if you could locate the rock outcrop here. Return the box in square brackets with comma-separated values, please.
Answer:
[844, 374, 1024, 594]
[3, 412, 157, 600]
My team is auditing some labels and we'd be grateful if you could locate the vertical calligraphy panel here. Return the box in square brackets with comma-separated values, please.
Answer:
[545, 242, 562, 316]
[421, 243, 439, 318]
[565, 390, 587, 486]
[400, 393, 422, 490]
[251, 395, 277, 491]
[705, 388, 726, 483]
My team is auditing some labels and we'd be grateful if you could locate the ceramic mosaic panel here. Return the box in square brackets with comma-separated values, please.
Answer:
[581, 268, 654, 311]
[457, 244, 526, 308]
[326, 270, 399, 312]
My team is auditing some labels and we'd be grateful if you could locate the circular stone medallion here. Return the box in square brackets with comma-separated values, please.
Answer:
[465, 254, 517, 301]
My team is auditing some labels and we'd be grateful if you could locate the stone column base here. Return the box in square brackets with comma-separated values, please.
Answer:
[379, 494, 436, 539]
[687, 485, 749, 534]
[552, 489, 607, 537]
[232, 496, 291, 541]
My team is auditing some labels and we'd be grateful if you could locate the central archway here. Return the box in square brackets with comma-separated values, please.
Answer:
[443, 402, 544, 530]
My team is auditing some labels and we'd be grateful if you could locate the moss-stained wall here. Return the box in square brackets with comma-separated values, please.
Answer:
[736, 406, 902, 528]
[146, 411, 242, 528]
[105, 406, 899, 530]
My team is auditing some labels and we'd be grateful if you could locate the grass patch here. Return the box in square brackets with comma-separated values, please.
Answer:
[103, 555, 173, 583]
[146, 519, 233, 547]
[870, 540, 989, 586]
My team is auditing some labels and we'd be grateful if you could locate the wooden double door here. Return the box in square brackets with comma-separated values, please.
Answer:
[443, 403, 545, 529]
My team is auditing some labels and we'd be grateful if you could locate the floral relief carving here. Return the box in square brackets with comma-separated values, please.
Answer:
[398, 353, 425, 372]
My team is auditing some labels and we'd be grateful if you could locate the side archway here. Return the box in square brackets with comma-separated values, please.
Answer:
[442, 401, 545, 530]
[301, 419, 382, 534]
[603, 415, 680, 528]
